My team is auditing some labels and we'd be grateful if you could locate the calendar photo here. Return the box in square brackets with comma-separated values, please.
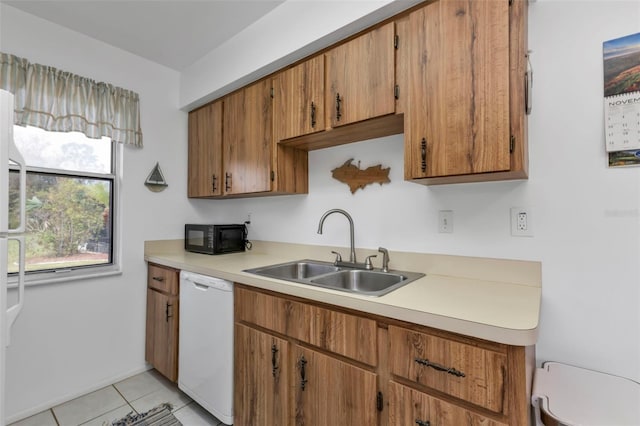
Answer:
[604, 32, 640, 97]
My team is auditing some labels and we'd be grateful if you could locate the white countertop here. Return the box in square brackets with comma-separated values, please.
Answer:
[144, 240, 541, 346]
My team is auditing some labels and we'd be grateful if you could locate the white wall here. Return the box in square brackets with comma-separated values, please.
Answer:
[179, 0, 422, 110]
[0, 4, 192, 421]
[185, 0, 640, 383]
[2, 0, 640, 421]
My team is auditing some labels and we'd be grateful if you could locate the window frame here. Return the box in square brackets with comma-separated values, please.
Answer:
[7, 134, 123, 287]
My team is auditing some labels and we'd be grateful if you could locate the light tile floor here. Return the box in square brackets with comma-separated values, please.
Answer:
[8, 369, 224, 426]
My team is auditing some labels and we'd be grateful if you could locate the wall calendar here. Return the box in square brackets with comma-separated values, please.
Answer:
[603, 32, 640, 166]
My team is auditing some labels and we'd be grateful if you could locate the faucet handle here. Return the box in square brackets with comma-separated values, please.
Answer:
[364, 255, 377, 270]
[330, 251, 342, 265]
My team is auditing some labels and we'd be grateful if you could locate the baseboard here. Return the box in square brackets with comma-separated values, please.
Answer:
[6, 364, 152, 424]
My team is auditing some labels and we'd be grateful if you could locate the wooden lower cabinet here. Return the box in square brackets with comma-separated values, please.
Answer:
[234, 323, 290, 426]
[234, 285, 533, 425]
[294, 345, 378, 426]
[145, 290, 178, 381]
[389, 381, 508, 426]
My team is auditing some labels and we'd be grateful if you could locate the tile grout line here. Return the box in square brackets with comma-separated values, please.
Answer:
[111, 384, 139, 414]
[50, 408, 61, 426]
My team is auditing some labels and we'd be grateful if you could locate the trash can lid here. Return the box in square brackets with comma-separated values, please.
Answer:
[532, 362, 640, 426]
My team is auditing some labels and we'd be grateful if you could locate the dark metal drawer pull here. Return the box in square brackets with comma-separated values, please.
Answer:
[420, 138, 427, 173]
[414, 357, 466, 378]
[310, 101, 316, 128]
[165, 302, 173, 322]
[271, 344, 279, 377]
[152, 276, 164, 282]
[299, 356, 308, 390]
[415, 420, 430, 426]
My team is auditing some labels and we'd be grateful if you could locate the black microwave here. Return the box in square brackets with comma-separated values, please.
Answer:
[184, 224, 246, 255]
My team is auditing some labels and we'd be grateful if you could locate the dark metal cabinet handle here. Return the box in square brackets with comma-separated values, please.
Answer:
[299, 356, 308, 390]
[165, 302, 173, 322]
[336, 93, 342, 122]
[152, 276, 164, 282]
[415, 420, 430, 426]
[225, 173, 232, 192]
[271, 344, 279, 377]
[310, 102, 316, 128]
[414, 357, 466, 378]
[420, 138, 427, 173]
[212, 174, 217, 192]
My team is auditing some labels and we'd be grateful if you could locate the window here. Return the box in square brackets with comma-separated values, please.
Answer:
[8, 125, 118, 277]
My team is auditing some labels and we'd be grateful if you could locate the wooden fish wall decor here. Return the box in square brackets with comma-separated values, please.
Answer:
[331, 159, 391, 194]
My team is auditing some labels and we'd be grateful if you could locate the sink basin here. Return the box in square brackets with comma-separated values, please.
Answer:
[244, 259, 424, 297]
[310, 270, 406, 294]
[246, 261, 339, 280]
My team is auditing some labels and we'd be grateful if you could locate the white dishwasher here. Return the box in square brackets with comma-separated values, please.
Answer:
[179, 271, 234, 425]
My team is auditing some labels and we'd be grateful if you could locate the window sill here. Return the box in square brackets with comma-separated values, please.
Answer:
[7, 264, 123, 288]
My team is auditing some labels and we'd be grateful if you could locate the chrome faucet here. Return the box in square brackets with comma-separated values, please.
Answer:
[317, 209, 357, 263]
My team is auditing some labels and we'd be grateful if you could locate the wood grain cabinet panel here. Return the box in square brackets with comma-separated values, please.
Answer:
[187, 101, 223, 197]
[223, 80, 273, 195]
[294, 345, 378, 426]
[388, 325, 507, 414]
[145, 263, 179, 382]
[235, 286, 376, 365]
[326, 22, 396, 128]
[147, 263, 179, 294]
[234, 323, 290, 426]
[404, 0, 514, 181]
[273, 56, 325, 141]
[389, 381, 508, 426]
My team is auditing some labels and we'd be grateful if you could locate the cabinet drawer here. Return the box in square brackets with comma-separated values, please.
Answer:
[388, 325, 507, 413]
[389, 381, 507, 426]
[147, 263, 179, 295]
[235, 286, 377, 366]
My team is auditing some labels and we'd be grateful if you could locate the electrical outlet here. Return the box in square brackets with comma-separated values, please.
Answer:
[438, 210, 453, 233]
[510, 207, 533, 237]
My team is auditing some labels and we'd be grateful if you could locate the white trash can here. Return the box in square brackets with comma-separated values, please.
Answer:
[531, 361, 640, 426]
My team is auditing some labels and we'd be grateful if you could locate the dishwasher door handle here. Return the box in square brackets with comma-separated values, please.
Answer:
[193, 281, 210, 291]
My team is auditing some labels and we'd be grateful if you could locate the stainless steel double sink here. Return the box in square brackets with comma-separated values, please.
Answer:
[244, 260, 425, 297]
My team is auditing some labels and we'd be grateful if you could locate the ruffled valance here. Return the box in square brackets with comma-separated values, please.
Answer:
[0, 52, 142, 147]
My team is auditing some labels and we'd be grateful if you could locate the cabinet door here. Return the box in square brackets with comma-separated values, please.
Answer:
[145, 289, 179, 382]
[234, 324, 289, 426]
[188, 101, 223, 197]
[273, 56, 325, 141]
[326, 22, 395, 127]
[223, 80, 273, 195]
[389, 381, 508, 426]
[294, 345, 378, 426]
[404, 0, 510, 179]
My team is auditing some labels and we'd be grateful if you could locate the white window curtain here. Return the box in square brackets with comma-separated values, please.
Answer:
[0, 52, 142, 147]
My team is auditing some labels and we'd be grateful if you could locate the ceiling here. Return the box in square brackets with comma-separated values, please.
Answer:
[2, 0, 285, 71]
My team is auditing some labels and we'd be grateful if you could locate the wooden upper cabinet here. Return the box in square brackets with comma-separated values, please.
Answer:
[273, 56, 325, 141]
[326, 22, 396, 128]
[223, 80, 273, 195]
[188, 101, 223, 197]
[404, 0, 512, 180]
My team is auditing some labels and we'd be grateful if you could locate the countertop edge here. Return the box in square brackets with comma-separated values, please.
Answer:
[144, 248, 540, 347]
